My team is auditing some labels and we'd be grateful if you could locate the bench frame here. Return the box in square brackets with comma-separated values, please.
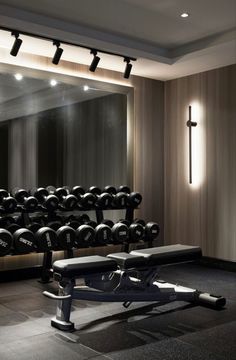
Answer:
[44, 260, 226, 331]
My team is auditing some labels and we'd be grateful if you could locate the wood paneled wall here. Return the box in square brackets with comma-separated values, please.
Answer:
[164, 64, 236, 261]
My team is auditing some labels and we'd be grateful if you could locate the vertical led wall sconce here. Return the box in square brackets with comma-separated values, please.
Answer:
[187, 105, 197, 184]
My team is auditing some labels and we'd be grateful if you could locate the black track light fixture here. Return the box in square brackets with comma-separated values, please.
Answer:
[89, 50, 100, 72]
[10, 31, 22, 57]
[52, 41, 63, 65]
[1, 25, 137, 79]
[123, 57, 132, 79]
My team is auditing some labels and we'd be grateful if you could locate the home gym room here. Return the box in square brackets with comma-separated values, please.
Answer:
[0, 1, 235, 359]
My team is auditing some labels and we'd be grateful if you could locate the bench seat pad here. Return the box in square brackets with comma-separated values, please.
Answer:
[107, 252, 147, 269]
[130, 244, 202, 266]
[53, 255, 118, 277]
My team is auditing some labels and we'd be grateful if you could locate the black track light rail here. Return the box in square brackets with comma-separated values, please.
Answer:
[0, 25, 137, 62]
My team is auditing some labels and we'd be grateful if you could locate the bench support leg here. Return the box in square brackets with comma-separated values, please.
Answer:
[51, 279, 75, 331]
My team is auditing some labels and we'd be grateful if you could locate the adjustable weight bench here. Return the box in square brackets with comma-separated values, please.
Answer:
[43, 244, 226, 331]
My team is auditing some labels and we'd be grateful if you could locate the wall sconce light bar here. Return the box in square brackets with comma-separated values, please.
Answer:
[187, 105, 197, 184]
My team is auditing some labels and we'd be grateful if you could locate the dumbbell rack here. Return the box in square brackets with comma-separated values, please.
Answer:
[39, 205, 137, 283]
[0, 191, 153, 284]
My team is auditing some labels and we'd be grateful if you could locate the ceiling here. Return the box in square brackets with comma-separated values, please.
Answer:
[0, 0, 235, 80]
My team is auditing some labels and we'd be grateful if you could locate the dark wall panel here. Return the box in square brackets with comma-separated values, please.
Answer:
[0, 123, 8, 189]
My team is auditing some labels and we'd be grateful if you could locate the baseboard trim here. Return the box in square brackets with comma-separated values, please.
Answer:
[0, 266, 43, 282]
[201, 256, 236, 272]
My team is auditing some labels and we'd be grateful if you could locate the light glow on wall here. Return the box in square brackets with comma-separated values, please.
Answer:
[187, 101, 205, 189]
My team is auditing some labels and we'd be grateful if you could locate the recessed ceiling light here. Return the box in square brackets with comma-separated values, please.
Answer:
[50, 79, 57, 87]
[83, 85, 89, 91]
[181, 12, 189, 18]
[14, 73, 23, 81]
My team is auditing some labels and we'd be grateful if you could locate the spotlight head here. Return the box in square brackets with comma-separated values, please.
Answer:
[123, 57, 132, 79]
[89, 49, 100, 72]
[52, 41, 63, 65]
[10, 31, 22, 57]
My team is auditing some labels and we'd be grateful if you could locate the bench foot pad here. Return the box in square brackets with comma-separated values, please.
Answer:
[51, 317, 75, 331]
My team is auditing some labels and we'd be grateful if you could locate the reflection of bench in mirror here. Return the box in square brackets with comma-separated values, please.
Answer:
[43, 244, 226, 331]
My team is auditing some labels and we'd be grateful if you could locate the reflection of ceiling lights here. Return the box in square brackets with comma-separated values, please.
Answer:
[14, 73, 23, 81]
[83, 85, 89, 91]
[181, 12, 189, 18]
[50, 79, 57, 87]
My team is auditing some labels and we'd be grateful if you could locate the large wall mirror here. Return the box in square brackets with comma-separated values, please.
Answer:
[0, 64, 132, 196]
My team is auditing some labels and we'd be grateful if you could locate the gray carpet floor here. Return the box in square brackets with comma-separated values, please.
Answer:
[0, 263, 235, 360]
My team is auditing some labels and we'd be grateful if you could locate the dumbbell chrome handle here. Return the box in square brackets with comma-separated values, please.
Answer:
[43, 291, 71, 300]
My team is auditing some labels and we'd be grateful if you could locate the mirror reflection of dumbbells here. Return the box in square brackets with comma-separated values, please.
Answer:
[11, 188, 38, 211]
[0, 189, 17, 213]
[104, 185, 142, 208]
[46, 186, 78, 211]
[119, 218, 160, 243]
[31, 188, 59, 211]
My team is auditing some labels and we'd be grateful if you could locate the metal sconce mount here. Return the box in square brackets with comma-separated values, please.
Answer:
[187, 105, 197, 184]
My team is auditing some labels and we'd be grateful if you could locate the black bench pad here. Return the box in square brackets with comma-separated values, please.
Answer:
[53, 255, 118, 278]
[107, 252, 147, 269]
[130, 244, 202, 266]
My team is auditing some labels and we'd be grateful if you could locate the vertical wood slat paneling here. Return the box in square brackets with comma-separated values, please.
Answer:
[164, 64, 236, 261]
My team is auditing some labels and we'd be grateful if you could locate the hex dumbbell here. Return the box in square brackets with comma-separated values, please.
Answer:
[12, 188, 38, 211]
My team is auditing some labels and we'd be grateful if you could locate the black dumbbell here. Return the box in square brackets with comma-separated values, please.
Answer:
[134, 219, 160, 241]
[94, 223, 112, 246]
[77, 214, 98, 229]
[15, 216, 57, 253]
[0, 189, 17, 213]
[71, 186, 96, 209]
[103, 186, 117, 195]
[32, 188, 59, 211]
[12, 188, 38, 211]
[117, 185, 131, 194]
[64, 215, 81, 230]
[119, 219, 144, 243]
[1, 217, 36, 254]
[47, 186, 78, 211]
[0, 228, 13, 256]
[43, 215, 63, 231]
[117, 186, 142, 208]
[75, 224, 95, 248]
[56, 226, 76, 250]
[89, 186, 113, 209]
[102, 219, 129, 244]
[112, 191, 129, 208]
